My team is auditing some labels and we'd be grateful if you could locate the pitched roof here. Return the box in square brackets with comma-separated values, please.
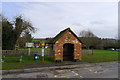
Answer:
[50, 28, 82, 43]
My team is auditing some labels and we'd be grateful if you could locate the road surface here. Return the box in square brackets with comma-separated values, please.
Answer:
[2, 61, 118, 78]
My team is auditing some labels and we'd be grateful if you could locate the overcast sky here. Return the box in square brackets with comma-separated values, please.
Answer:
[2, 2, 118, 39]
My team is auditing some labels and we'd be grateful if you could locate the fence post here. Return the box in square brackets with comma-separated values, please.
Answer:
[92, 49, 93, 55]
[28, 48, 31, 55]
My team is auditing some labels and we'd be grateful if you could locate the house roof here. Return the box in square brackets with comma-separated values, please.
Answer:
[49, 28, 82, 44]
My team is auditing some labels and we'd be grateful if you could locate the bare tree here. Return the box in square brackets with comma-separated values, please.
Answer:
[79, 30, 101, 49]
[79, 30, 97, 37]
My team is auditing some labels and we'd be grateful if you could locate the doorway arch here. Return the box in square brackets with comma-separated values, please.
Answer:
[63, 43, 74, 61]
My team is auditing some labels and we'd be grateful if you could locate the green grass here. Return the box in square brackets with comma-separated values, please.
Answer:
[2, 56, 56, 70]
[82, 49, 119, 63]
[2, 49, 119, 70]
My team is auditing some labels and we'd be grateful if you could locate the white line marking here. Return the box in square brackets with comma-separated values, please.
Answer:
[89, 69, 93, 71]
[75, 73, 79, 75]
[94, 71, 97, 73]
[71, 71, 75, 73]
[54, 75, 57, 77]
[80, 76, 84, 78]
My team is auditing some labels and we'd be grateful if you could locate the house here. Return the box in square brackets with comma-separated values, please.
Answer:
[49, 28, 82, 62]
[32, 38, 50, 48]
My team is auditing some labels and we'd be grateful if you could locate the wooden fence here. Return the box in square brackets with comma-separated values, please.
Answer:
[82, 50, 93, 55]
[1, 49, 93, 56]
[1, 50, 50, 56]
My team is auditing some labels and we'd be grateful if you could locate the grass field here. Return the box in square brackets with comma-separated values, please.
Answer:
[82, 49, 119, 63]
[2, 49, 119, 70]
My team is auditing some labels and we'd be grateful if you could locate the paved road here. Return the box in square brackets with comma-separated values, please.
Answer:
[2, 62, 118, 78]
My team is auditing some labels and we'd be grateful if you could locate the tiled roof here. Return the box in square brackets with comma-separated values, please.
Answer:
[49, 28, 82, 44]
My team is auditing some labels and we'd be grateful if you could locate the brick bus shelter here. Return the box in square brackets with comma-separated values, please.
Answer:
[49, 28, 82, 62]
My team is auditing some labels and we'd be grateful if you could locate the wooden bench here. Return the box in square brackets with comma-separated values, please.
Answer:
[2, 56, 23, 62]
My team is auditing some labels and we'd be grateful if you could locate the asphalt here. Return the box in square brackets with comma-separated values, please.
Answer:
[23, 61, 88, 68]
[2, 61, 119, 78]
[2, 61, 93, 74]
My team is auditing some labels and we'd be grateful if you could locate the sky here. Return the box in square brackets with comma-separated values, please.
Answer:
[2, 1, 118, 39]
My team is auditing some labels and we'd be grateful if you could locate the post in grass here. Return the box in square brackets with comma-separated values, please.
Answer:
[26, 42, 34, 56]
[41, 42, 45, 63]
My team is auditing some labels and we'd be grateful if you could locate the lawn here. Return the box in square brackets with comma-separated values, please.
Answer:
[82, 49, 119, 63]
[2, 56, 56, 70]
[2, 49, 119, 70]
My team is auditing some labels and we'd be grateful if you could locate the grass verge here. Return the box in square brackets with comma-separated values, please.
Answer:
[82, 49, 119, 63]
[2, 56, 55, 70]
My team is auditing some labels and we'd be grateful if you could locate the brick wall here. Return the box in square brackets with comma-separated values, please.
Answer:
[53, 31, 82, 61]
